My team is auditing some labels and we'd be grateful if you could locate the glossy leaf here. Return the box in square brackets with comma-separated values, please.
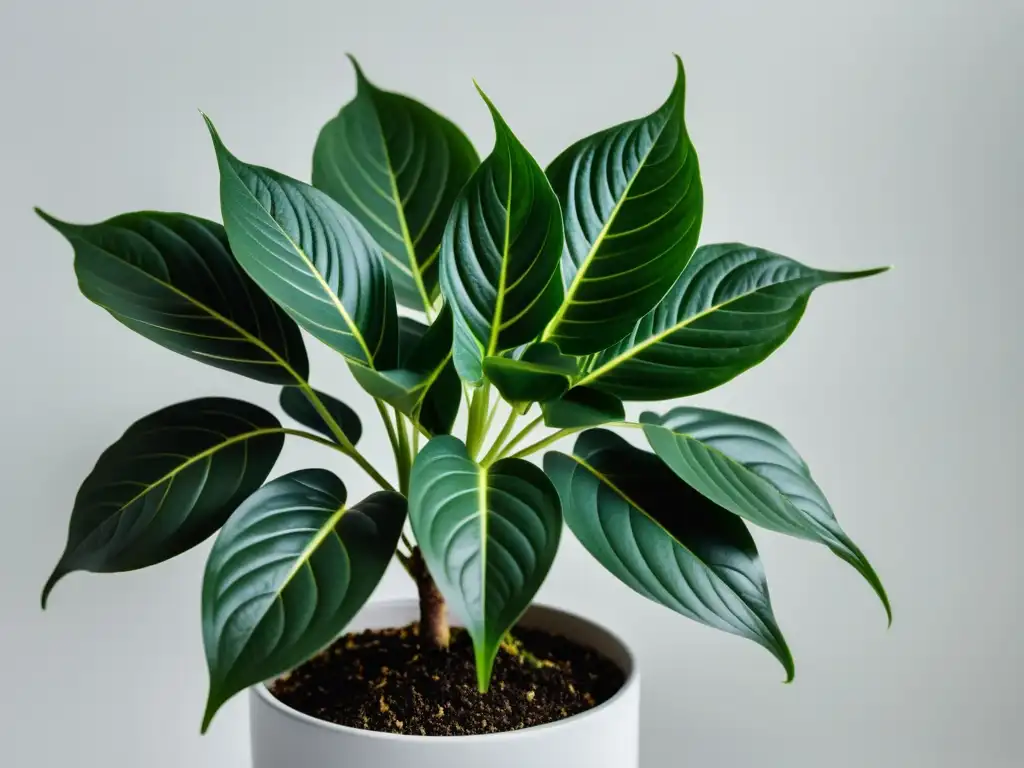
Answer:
[36, 210, 307, 384]
[279, 387, 362, 446]
[483, 342, 579, 405]
[542, 386, 624, 429]
[542, 55, 703, 355]
[641, 407, 890, 621]
[42, 398, 284, 607]
[544, 430, 793, 679]
[408, 436, 562, 690]
[202, 470, 406, 730]
[206, 117, 398, 369]
[578, 243, 888, 400]
[312, 57, 480, 313]
[439, 88, 564, 384]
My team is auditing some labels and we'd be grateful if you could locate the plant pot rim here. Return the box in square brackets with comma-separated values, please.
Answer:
[251, 598, 638, 743]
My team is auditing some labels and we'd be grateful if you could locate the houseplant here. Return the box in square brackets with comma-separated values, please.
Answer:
[37, 54, 890, 767]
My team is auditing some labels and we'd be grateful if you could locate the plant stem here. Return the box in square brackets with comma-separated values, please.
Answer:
[506, 427, 579, 459]
[375, 400, 400, 471]
[410, 547, 449, 648]
[481, 408, 519, 466]
[498, 414, 543, 457]
[395, 411, 412, 496]
[465, 383, 491, 458]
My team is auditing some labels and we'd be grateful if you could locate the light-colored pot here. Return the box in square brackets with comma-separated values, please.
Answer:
[250, 599, 640, 768]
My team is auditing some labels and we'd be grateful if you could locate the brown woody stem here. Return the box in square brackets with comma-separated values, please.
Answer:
[411, 548, 449, 648]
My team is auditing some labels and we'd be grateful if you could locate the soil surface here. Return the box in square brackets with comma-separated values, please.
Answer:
[269, 622, 625, 736]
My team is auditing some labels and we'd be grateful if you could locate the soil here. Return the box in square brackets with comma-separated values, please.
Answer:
[269, 622, 625, 736]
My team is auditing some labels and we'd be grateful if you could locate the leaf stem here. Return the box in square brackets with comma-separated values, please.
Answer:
[506, 427, 579, 459]
[498, 414, 544, 458]
[396, 411, 413, 496]
[465, 383, 491, 458]
[481, 408, 519, 466]
[376, 400, 401, 470]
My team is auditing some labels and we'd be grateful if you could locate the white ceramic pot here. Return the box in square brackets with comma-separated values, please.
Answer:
[250, 599, 640, 768]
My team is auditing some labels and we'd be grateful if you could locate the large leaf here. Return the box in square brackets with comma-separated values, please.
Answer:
[36, 210, 307, 384]
[42, 398, 284, 607]
[542, 55, 703, 355]
[312, 56, 480, 314]
[641, 407, 890, 622]
[577, 244, 888, 400]
[206, 117, 398, 369]
[544, 430, 793, 679]
[202, 470, 406, 730]
[439, 88, 564, 385]
[279, 387, 362, 445]
[541, 386, 625, 429]
[408, 436, 562, 690]
[483, 342, 578, 406]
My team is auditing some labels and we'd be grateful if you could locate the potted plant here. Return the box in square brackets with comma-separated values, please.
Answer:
[37, 54, 890, 768]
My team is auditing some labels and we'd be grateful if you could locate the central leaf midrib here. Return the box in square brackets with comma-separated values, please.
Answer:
[487, 152, 514, 357]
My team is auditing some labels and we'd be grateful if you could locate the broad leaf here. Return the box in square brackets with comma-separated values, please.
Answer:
[483, 342, 578, 406]
[279, 387, 362, 445]
[641, 407, 890, 622]
[202, 470, 406, 730]
[578, 243, 888, 400]
[312, 56, 480, 314]
[542, 55, 703, 355]
[544, 430, 793, 679]
[542, 386, 624, 428]
[42, 398, 284, 607]
[408, 436, 562, 690]
[439, 88, 564, 385]
[206, 117, 398, 369]
[37, 210, 307, 384]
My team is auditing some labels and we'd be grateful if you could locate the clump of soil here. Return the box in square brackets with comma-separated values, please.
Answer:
[269, 623, 625, 736]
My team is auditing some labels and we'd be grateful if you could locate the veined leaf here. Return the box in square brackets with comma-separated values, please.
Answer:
[544, 430, 793, 679]
[439, 87, 564, 385]
[202, 471, 406, 731]
[542, 55, 703, 355]
[578, 243, 889, 400]
[541, 386, 624, 429]
[408, 436, 562, 690]
[42, 398, 284, 607]
[279, 387, 362, 445]
[36, 210, 307, 384]
[313, 56, 480, 314]
[483, 342, 579, 406]
[206, 117, 398, 369]
[641, 407, 890, 622]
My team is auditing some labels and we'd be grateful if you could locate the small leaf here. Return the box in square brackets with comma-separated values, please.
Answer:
[42, 398, 284, 607]
[544, 430, 793, 680]
[483, 342, 579, 406]
[408, 436, 562, 690]
[202, 472, 406, 731]
[279, 387, 362, 445]
[542, 386, 624, 428]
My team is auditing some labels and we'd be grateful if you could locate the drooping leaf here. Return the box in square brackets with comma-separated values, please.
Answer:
[544, 430, 793, 679]
[202, 470, 406, 731]
[483, 342, 579, 406]
[42, 398, 285, 607]
[279, 387, 362, 445]
[206, 116, 398, 369]
[439, 87, 564, 385]
[541, 386, 624, 429]
[577, 243, 888, 400]
[36, 209, 307, 384]
[641, 407, 890, 622]
[408, 436, 562, 690]
[312, 56, 480, 314]
[542, 55, 703, 355]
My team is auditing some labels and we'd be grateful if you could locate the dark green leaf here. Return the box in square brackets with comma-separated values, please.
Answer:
[641, 407, 890, 622]
[541, 386, 624, 428]
[312, 56, 480, 314]
[409, 436, 562, 690]
[36, 209, 307, 384]
[544, 430, 793, 679]
[279, 387, 362, 445]
[483, 342, 579, 405]
[202, 471, 406, 730]
[542, 55, 703, 355]
[42, 398, 285, 607]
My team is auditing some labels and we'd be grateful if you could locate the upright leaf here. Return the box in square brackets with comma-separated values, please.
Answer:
[313, 56, 480, 314]
[544, 430, 793, 679]
[202, 471, 406, 730]
[36, 210, 307, 384]
[483, 342, 579, 407]
[578, 244, 889, 400]
[279, 387, 362, 445]
[42, 398, 284, 607]
[542, 55, 703, 355]
[206, 117, 398, 369]
[408, 436, 562, 690]
[541, 386, 625, 429]
[439, 88, 564, 384]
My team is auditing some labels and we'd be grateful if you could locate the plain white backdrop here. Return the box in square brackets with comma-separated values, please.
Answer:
[1, 1, 1020, 765]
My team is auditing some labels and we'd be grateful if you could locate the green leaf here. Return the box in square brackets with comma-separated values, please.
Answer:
[641, 407, 890, 623]
[439, 87, 565, 385]
[408, 436, 562, 690]
[541, 386, 624, 428]
[36, 209, 307, 384]
[279, 387, 362, 445]
[42, 398, 285, 608]
[312, 56, 480, 314]
[578, 243, 889, 400]
[205, 116, 398, 369]
[544, 430, 793, 680]
[202, 471, 406, 731]
[483, 342, 579, 406]
[542, 55, 703, 355]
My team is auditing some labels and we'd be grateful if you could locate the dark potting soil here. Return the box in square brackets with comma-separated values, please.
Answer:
[269, 623, 625, 736]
